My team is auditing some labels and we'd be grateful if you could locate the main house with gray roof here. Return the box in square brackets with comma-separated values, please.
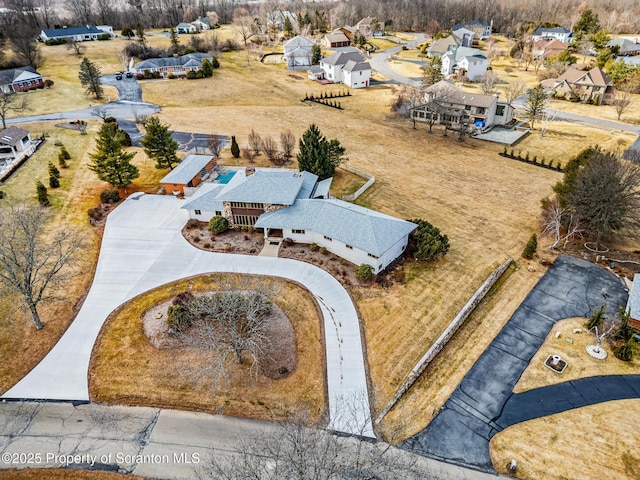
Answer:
[315, 51, 371, 88]
[39, 25, 113, 42]
[182, 168, 416, 272]
[134, 53, 212, 78]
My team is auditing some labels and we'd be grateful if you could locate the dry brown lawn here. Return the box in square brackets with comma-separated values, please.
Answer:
[490, 400, 640, 480]
[514, 318, 640, 393]
[548, 97, 640, 125]
[0, 470, 140, 480]
[90, 274, 326, 424]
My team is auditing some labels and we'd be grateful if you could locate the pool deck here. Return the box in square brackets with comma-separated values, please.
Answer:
[472, 125, 530, 145]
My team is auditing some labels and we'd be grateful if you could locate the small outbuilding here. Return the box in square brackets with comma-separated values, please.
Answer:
[160, 154, 217, 195]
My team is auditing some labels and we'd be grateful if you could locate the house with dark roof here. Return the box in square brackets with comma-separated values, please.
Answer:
[0, 127, 35, 163]
[317, 51, 371, 87]
[181, 168, 416, 272]
[532, 26, 573, 43]
[133, 53, 212, 78]
[541, 67, 614, 105]
[0, 66, 44, 93]
[39, 25, 112, 42]
[283, 35, 315, 69]
[321, 31, 350, 49]
[441, 46, 488, 80]
[160, 154, 217, 195]
[607, 38, 640, 56]
[427, 35, 460, 57]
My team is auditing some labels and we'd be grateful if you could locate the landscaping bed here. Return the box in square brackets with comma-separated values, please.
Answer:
[182, 222, 264, 255]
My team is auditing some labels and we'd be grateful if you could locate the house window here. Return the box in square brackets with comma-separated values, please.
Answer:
[292, 229, 305, 234]
[477, 107, 485, 114]
[496, 105, 505, 116]
[465, 105, 471, 111]
[195, 210, 201, 215]
[324, 236, 332, 241]
[368, 253, 378, 259]
[215, 211, 222, 216]
[346, 245, 353, 250]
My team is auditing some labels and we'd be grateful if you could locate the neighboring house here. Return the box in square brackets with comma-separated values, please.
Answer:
[441, 45, 488, 80]
[616, 56, 640, 67]
[160, 154, 217, 195]
[182, 168, 417, 272]
[532, 26, 573, 43]
[532, 39, 569, 60]
[176, 22, 196, 34]
[452, 27, 474, 47]
[627, 274, 640, 330]
[336, 26, 357, 41]
[0, 66, 44, 93]
[318, 51, 370, 87]
[622, 136, 640, 162]
[355, 17, 378, 36]
[427, 35, 460, 57]
[191, 17, 210, 31]
[541, 67, 614, 105]
[97, 25, 115, 38]
[134, 53, 212, 78]
[40, 25, 107, 42]
[283, 35, 315, 69]
[411, 80, 514, 131]
[608, 38, 640, 56]
[0, 127, 36, 163]
[452, 19, 492, 39]
[266, 10, 296, 30]
[321, 32, 350, 48]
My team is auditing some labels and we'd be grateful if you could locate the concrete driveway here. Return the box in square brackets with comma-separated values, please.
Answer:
[401, 255, 630, 471]
[3, 194, 373, 438]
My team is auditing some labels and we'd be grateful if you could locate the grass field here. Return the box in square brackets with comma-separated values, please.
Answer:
[1, 31, 638, 471]
[90, 274, 325, 423]
[0, 470, 140, 480]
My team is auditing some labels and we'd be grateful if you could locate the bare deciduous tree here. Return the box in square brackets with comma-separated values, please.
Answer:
[248, 129, 262, 156]
[613, 84, 634, 121]
[541, 196, 584, 249]
[65, 38, 85, 55]
[242, 147, 256, 163]
[0, 205, 85, 330]
[501, 80, 527, 104]
[261, 135, 278, 161]
[207, 135, 225, 157]
[233, 14, 255, 47]
[0, 91, 30, 129]
[280, 130, 295, 158]
[478, 71, 498, 94]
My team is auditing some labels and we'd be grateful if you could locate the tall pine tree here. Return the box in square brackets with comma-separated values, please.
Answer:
[88, 122, 139, 190]
[78, 57, 103, 99]
[141, 117, 180, 170]
[297, 124, 347, 180]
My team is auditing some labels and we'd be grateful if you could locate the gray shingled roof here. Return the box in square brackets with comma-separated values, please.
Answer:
[534, 26, 571, 36]
[0, 126, 29, 146]
[255, 199, 417, 256]
[284, 35, 315, 49]
[297, 171, 319, 199]
[160, 154, 214, 185]
[321, 51, 366, 66]
[42, 26, 103, 38]
[181, 183, 225, 212]
[313, 177, 332, 198]
[0, 66, 41, 85]
[627, 274, 640, 321]
[135, 53, 211, 70]
[219, 170, 305, 205]
[343, 60, 370, 72]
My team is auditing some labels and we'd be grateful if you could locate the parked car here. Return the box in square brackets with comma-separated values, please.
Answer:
[115, 72, 123, 80]
[125, 71, 133, 78]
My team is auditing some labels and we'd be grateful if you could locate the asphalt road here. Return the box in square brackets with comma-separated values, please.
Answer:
[369, 33, 428, 87]
[401, 255, 631, 471]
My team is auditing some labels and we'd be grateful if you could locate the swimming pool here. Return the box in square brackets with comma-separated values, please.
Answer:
[216, 171, 236, 184]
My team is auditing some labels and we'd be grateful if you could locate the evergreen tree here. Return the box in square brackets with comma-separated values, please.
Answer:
[36, 180, 49, 206]
[121, 27, 134, 39]
[574, 9, 600, 41]
[524, 84, 547, 129]
[88, 122, 139, 190]
[311, 44, 322, 64]
[78, 57, 103, 99]
[141, 117, 180, 170]
[283, 16, 293, 38]
[48, 161, 60, 178]
[58, 153, 67, 168]
[49, 174, 60, 188]
[522, 233, 537, 259]
[169, 27, 180, 53]
[296, 124, 347, 180]
[60, 146, 71, 160]
[136, 22, 146, 47]
[201, 58, 213, 77]
[409, 219, 450, 261]
[230, 136, 240, 158]
[421, 55, 443, 88]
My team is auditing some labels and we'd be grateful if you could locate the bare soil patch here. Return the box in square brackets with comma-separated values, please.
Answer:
[182, 223, 264, 255]
[142, 292, 296, 380]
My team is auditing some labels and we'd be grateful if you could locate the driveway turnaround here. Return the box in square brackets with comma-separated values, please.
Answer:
[401, 255, 630, 471]
[0, 402, 505, 479]
[3, 194, 373, 438]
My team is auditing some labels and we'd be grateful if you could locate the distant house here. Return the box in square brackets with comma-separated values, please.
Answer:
[427, 35, 460, 57]
[541, 67, 614, 105]
[532, 39, 569, 60]
[317, 51, 371, 87]
[336, 26, 357, 41]
[532, 26, 573, 43]
[452, 27, 474, 47]
[40, 25, 110, 42]
[0, 66, 44, 93]
[321, 32, 350, 49]
[608, 38, 640, 56]
[160, 154, 217, 195]
[133, 53, 212, 78]
[176, 22, 196, 34]
[441, 46, 488, 80]
[0, 127, 36, 163]
[452, 19, 492, 39]
[355, 17, 379, 36]
[411, 80, 514, 131]
[191, 17, 210, 31]
[627, 275, 640, 330]
[182, 168, 417, 272]
[266, 10, 296, 30]
[283, 35, 315, 69]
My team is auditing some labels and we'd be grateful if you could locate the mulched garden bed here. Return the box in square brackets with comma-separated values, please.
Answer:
[182, 222, 264, 255]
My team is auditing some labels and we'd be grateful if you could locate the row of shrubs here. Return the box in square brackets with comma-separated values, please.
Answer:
[303, 91, 352, 101]
[500, 148, 564, 172]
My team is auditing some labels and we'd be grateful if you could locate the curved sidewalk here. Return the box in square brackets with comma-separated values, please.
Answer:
[3, 194, 374, 438]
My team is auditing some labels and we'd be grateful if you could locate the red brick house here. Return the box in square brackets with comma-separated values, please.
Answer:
[0, 67, 44, 94]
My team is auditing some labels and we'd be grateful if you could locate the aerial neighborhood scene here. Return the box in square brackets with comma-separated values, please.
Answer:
[2, 0, 640, 478]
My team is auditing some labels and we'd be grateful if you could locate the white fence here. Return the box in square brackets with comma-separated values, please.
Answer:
[339, 164, 375, 201]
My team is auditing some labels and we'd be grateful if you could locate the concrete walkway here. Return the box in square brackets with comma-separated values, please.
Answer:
[401, 255, 630, 471]
[3, 194, 373, 438]
[0, 402, 506, 479]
